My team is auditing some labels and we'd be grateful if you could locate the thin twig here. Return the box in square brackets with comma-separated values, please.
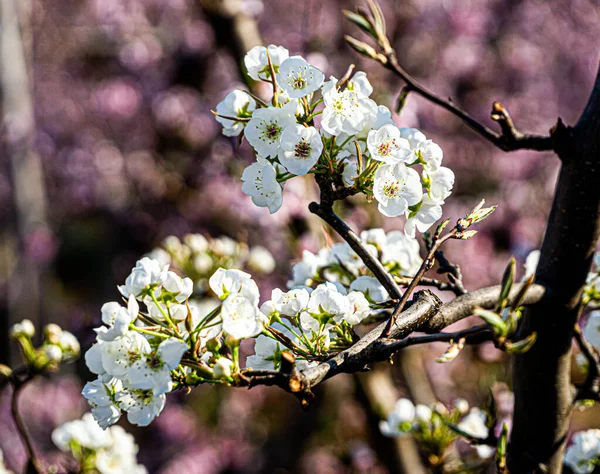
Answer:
[574, 323, 600, 401]
[10, 378, 43, 474]
[383, 227, 458, 336]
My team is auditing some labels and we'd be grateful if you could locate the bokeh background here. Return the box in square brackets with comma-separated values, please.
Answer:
[0, 0, 599, 472]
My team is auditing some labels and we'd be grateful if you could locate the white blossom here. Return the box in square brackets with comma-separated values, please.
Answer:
[380, 398, 416, 437]
[415, 404, 433, 422]
[341, 159, 358, 186]
[97, 296, 139, 342]
[213, 357, 234, 379]
[163, 271, 193, 303]
[221, 292, 265, 339]
[215, 90, 256, 137]
[277, 125, 323, 176]
[344, 291, 371, 325]
[246, 334, 282, 371]
[564, 429, 600, 474]
[367, 125, 412, 165]
[418, 140, 443, 171]
[52, 413, 113, 451]
[320, 77, 368, 136]
[269, 287, 310, 317]
[360, 228, 388, 250]
[244, 103, 297, 158]
[288, 249, 333, 287]
[276, 56, 324, 99]
[457, 408, 494, 459]
[128, 338, 188, 395]
[346, 71, 373, 98]
[241, 159, 283, 214]
[209, 268, 258, 303]
[247, 246, 276, 274]
[82, 378, 122, 429]
[381, 231, 423, 276]
[373, 163, 423, 217]
[303, 282, 350, 329]
[349, 276, 389, 303]
[118, 258, 169, 299]
[244, 45, 289, 81]
[115, 386, 166, 427]
[404, 195, 443, 238]
[426, 166, 455, 204]
[45, 345, 63, 362]
[100, 331, 151, 378]
[331, 241, 377, 273]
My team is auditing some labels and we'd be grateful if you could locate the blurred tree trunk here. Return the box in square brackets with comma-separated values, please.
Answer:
[509, 66, 600, 473]
[0, 0, 47, 363]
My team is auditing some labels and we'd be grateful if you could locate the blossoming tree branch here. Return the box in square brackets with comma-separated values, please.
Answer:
[2, 2, 600, 473]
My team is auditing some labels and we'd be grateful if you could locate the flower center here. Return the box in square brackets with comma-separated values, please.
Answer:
[294, 139, 312, 159]
[291, 74, 307, 90]
[263, 122, 282, 141]
[383, 180, 403, 198]
[378, 139, 397, 156]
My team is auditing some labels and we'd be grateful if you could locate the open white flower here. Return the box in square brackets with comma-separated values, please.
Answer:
[373, 163, 422, 217]
[367, 125, 412, 165]
[331, 242, 378, 273]
[360, 228, 388, 249]
[52, 413, 113, 451]
[215, 90, 256, 137]
[305, 282, 351, 326]
[116, 386, 166, 427]
[288, 249, 333, 287]
[269, 287, 310, 317]
[565, 429, 600, 474]
[82, 378, 122, 429]
[221, 292, 265, 339]
[349, 276, 389, 303]
[101, 331, 151, 378]
[277, 125, 323, 176]
[341, 159, 358, 186]
[418, 140, 443, 171]
[95, 426, 146, 474]
[119, 257, 169, 299]
[163, 271, 193, 303]
[128, 338, 188, 395]
[426, 166, 455, 203]
[244, 45, 289, 81]
[246, 334, 283, 371]
[381, 231, 423, 276]
[321, 77, 367, 136]
[247, 246, 276, 274]
[399, 127, 427, 151]
[380, 398, 416, 437]
[343, 291, 371, 325]
[346, 71, 373, 98]
[245, 103, 297, 158]
[241, 159, 283, 214]
[209, 268, 259, 303]
[457, 408, 494, 459]
[97, 296, 139, 342]
[277, 56, 324, 99]
[404, 195, 443, 238]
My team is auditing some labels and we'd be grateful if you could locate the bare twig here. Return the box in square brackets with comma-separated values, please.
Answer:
[573, 323, 600, 401]
[10, 378, 43, 474]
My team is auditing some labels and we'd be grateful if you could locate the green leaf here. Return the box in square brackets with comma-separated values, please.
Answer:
[474, 307, 508, 336]
[504, 332, 537, 354]
[343, 10, 377, 37]
[498, 257, 516, 310]
[511, 274, 535, 310]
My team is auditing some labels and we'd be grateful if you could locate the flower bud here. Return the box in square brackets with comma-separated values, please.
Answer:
[247, 246, 276, 274]
[45, 345, 63, 362]
[213, 358, 234, 379]
[453, 398, 470, 415]
[10, 319, 35, 338]
[205, 338, 221, 353]
[44, 324, 62, 338]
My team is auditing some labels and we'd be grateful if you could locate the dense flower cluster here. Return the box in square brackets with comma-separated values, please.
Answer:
[147, 233, 276, 289]
[52, 413, 146, 474]
[564, 429, 600, 474]
[215, 45, 454, 237]
[380, 397, 494, 466]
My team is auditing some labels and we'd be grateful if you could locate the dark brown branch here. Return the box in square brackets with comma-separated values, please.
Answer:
[10, 378, 43, 474]
[239, 284, 545, 402]
[377, 52, 553, 152]
[509, 64, 600, 473]
[309, 201, 402, 299]
[383, 226, 458, 335]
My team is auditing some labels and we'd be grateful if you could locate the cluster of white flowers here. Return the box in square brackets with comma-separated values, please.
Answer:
[288, 228, 422, 288]
[83, 258, 269, 428]
[564, 429, 600, 474]
[215, 45, 454, 237]
[9, 319, 80, 368]
[52, 413, 146, 474]
[147, 233, 276, 289]
[380, 397, 494, 461]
